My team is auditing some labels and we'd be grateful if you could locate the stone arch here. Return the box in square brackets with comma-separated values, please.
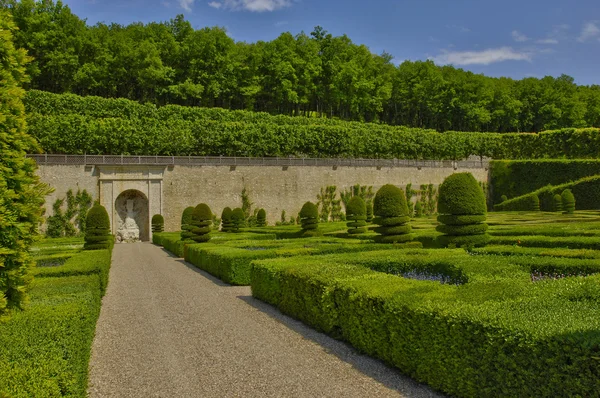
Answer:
[114, 189, 149, 242]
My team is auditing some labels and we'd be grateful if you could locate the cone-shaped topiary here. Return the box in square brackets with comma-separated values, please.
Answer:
[257, 208, 267, 227]
[300, 201, 320, 237]
[366, 201, 373, 223]
[221, 207, 233, 232]
[553, 194, 563, 212]
[500, 195, 508, 203]
[84, 204, 111, 250]
[151, 214, 164, 233]
[526, 194, 540, 211]
[191, 203, 212, 243]
[180, 206, 195, 241]
[373, 184, 413, 243]
[231, 207, 245, 232]
[436, 172, 489, 248]
[346, 196, 367, 235]
[561, 189, 575, 214]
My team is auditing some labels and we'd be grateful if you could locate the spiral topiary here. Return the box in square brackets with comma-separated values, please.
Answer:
[221, 207, 233, 232]
[191, 203, 212, 243]
[436, 172, 489, 248]
[231, 207, 245, 232]
[180, 206, 195, 241]
[553, 194, 563, 212]
[346, 196, 367, 235]
[151, 214, 164, 233]
[300, 201, 320, 237]
[257, 208, 267, 227]
[373, 184, 413, 243]
[526, 194, 540, 211]
[366, 201, 373, 223]
[561, 189, 575, 214]
[84, 204, 111, 250]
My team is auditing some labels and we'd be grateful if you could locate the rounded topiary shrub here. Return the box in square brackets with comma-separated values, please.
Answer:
[553, 194, 563, 212]
[561, 189, 575, 214]
[151, 214, 164, 233]
[346, 196, 367, 235]
[436, 172, 489, 248]
[415, 201, 424, 217]
[231, 207, 245, 232]
[191, 203, 212, 243]
[373, 184, 412, 243]
[500, 195, 508, 203]
[257, 208, 267, 227]
[526, 194, 540, 211]
[84, 204, 111, 250]
[180, 206, 195, 241]
[366, 201, 373, 223]
[221, 207, 233, 232]
[300, 201, 320, 237]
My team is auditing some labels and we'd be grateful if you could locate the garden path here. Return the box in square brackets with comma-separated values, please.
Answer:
[88, 243, 443, 398]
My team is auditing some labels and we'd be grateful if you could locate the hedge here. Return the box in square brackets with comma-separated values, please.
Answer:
[221, 207, 234, 232]
[256, 209, 267, 227]
[488, 235, 600, 250]
[231, 207, 245, 232]
[191, 203, 212, 243]
[373, 185, 413, 243]
[84, 204, 111, 250]
[250, 249, 600, 397]
[151, 214, 164, 233]
[346, 196, 367, 235]
[299, 202, 320, 237]
[180, 206, 195, 241]
[562, 189, 576, 214]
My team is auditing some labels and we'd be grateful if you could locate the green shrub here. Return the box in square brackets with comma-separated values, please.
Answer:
[436, 173, 489, 248]
[231, 207, 246, 232]
[372, 185, 412, 243]
[553, 194, 563, 212]
[84, 204, 111, 250]
[366, 201, 373, 223]
[300, 202, 320, 237]
[191, 203, 212, 243]
[526, 194, 540, 211]
[180, 206, 195, 240]
[500, 194, 508, 203]
[221, 207, 234, 232]
[414, 201, 424, 217]
[257, 208, 267, 227]
[346, 196, 367, 235]
[151, 214, 164, 232]
[562, 189, 575, 213]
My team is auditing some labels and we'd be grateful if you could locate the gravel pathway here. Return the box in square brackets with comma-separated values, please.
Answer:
[88, 243, 444, 398]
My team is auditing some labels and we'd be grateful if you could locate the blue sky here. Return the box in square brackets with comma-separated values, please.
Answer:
[65, 0, 600, 85]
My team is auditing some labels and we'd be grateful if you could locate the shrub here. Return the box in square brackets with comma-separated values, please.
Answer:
[221, 207, 233, 232]
[436, 173, 489, 248]
[414, 201, 424, 217]
[553, 194, 563, 212]
[231, 207, 245, 232]
[373, 184, 412, 243]
[300, 202, 320, 237]
[526, 194, 540, 211]
[180, 206, 195, 240]
[191, 203, 212, 243]
[346, 196, 367, 235]
[84, 204, 111, 250]
[257, 208, 267, 227]
[151, 214, 164, 232]
[500, 194, 508, 203]
[366, 201, 373, 223]
[562, 189, 575, 213]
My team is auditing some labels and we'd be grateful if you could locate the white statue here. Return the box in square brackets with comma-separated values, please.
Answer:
[117, 199, 140, 242]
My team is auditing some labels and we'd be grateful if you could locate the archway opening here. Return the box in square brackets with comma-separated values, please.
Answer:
[115, 189, 149, 242]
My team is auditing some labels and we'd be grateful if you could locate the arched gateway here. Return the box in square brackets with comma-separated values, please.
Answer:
[97, 165, 165, 242]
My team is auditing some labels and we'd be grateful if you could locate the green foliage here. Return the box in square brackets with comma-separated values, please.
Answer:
[84, 204, 111, 250]
[526, 194, 540, 211]
[241, 187, 253, 220]
[316, 186, 343, 222]
[257, 208, 267, 227]
[346, 196, 367, 235]
[365, 201, 373, 223]
[191, 203, 212, 242]
[414, 201, 424, 217]
[437, 173, 486, 216]
[553, 194, 563, 212]
[300, 202, 320, 236]
[45, 189, 92, 238]
[151, 214, 164, 233]
[500, 194, 508, 203]
[562, 189, 576, 214]
[373, 185, 412, 243]
[221, 207, 234, 232]
[180, 206, 195, 240]
[405, 183, 416, 216]
[231, 207, 245, 232]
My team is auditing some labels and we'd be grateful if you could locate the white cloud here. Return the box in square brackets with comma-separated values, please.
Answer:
[536, 38, 559, 44]
[577, 22, 600, 42]
[433, 47, 532, 66]
[179, 0, 194, 11]
[208, 0, 292, 12]
[446, 24, 470, 33]
[512, 30, 529, 42]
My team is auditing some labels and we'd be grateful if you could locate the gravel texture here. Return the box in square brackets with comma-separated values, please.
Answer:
[88, 243, 444, 398]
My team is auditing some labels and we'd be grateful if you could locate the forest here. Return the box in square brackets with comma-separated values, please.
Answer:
[2, 0, 600, 132]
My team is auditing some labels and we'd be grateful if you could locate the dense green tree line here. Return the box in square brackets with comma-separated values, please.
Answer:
[2, 0, 600, 132]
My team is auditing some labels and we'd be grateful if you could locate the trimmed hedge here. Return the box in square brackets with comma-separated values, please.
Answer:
[299, 202, 320, 237]
[256, 208, 267, 227]
[562, 189, 575, 214]
[231, 207, 245, 232]
[151, 214, 164, 233]
[180, 206, 195, 240]
[84, 204, 111, 250]
[373, 185, 413, 243]
[346, 196, 367, 235]
[553, 194, 563, 212]
[221, 207, 234, 232]
[191, 203, 212, 243]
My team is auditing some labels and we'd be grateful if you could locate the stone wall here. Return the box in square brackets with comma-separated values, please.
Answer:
[36, 163, 489, 236]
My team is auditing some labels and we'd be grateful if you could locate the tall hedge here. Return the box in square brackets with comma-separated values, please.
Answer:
[256, 208, 267, 227]
[299, 202, 320, 237]
[231, 207, 245, 232]
[191, 203, 212, 243]
[436, 173, 489, 248]
[84, 204, 111, 250]
[373, 185, 413, 243]
[221, 207, 233, 232]
[180, 206, 195, 241]
[151, 214, 164, 233]
[345, 196, 367, 235]
[561, 189, 575, 214]
[0, 12, 49, 317]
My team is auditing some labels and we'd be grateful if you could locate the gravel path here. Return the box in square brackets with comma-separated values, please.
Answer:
[88, 243, 444, 398]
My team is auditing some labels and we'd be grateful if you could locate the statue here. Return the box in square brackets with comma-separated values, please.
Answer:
[116, 199, 140, 242]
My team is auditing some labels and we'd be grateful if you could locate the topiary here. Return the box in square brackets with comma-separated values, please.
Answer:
[415, 201, 424, 217]
[436, 173, 489, 248]
[500, 195, 508, 203]
[300, 201, 320, 237]
[190, 203, 212, 243]
[526, 194, 540, 211]
[221, 207, 233, 232]
[365, 201, 373, 223]
[151, 214, 164, 233]
[373, 184, 413, 243]
[180, 206, 195, 241]
[257, 208, 267, 227]
[346, 196, 367, 235]
[561, 189, 575, 214]
[231, 207, 245, 232]
[84, 204, 111, 250]
[553, 194, 563, 212]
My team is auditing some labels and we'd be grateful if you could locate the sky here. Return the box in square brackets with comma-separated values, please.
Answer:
[63, 0, 600, 85]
